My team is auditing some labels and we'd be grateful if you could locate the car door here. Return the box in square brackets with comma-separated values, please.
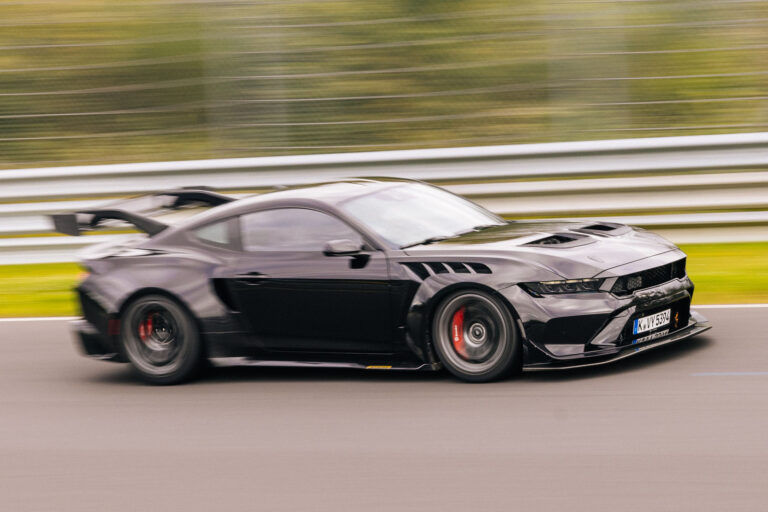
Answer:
[225, 207, 393, 353]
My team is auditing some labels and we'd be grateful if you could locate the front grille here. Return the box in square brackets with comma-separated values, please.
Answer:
[612, 258, 686, 296]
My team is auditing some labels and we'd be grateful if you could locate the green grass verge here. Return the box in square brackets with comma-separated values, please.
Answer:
[0, 242, 766, 317]
[0, 263, 81, 317]
[680, 242, 768, 305]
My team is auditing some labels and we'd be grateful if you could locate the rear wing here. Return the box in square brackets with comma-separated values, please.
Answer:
[51, 188, 235, 236]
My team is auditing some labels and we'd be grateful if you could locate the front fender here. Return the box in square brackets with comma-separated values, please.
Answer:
[401, 272, 523, 365]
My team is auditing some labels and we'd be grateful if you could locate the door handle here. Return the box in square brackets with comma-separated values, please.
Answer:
[234, 272, 270, 286]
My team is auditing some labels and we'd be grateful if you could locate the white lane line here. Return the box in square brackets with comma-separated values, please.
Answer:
[693, 304, 768, 309]
[693, 371, 768, 376]
[0, 316, 77, 322]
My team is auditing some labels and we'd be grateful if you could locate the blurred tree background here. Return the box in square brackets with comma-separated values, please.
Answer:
[1, 0, 768, 168]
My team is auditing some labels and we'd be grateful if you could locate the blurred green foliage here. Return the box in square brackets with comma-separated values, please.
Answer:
[0, 243, 766, 317]
[1, 0, 768, 167]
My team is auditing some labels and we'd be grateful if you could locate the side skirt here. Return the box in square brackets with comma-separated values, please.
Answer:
[210, 357, 439, 371]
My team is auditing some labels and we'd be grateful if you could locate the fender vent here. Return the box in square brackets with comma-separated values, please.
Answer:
[447, 262, 471, 274]
[425, 262, 449, 274]
[466, 262, 491, 274]
[403, 262, 430, 280]
[402, 262, 492, 280]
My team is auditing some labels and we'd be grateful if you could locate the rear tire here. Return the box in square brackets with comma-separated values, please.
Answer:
[120, 295, 204, 385]
[431, 290, 520, 382]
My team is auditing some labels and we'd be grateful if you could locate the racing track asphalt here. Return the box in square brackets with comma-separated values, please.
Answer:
[0, 306, 766, 512]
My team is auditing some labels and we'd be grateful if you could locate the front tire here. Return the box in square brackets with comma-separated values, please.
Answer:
[431, 290, 520, 382]
[120, 295, 204, 385]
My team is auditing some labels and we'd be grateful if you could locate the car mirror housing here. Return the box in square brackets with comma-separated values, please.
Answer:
[323, 239, 362, 256]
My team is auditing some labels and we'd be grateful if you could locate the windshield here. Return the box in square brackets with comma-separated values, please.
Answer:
[339, 183, 504, 248]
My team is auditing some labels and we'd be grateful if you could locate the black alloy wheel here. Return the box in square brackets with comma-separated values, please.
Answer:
[432, 290, 520, 382]
[121, 295, 204, 385]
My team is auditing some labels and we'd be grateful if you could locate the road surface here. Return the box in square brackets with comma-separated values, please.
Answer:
[0, 307, 766, 511]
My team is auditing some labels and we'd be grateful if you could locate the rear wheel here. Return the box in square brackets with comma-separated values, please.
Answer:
[120, 295, 204, 385]
[431, 290, 520, 382]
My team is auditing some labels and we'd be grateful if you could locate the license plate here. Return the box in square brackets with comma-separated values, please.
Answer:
[633, 329, 669, 344]
[633, 309, 671, 335]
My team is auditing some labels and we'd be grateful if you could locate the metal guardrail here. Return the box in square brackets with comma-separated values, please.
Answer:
[2, 132, 768, 264]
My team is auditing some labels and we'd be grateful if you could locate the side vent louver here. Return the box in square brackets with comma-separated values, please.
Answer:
[466, 262, 491, 274]
[403, 262, 430, 280]
[447, 262, 471, 274]
[401, 262, 492, 280]
[425, 262, 449, 274]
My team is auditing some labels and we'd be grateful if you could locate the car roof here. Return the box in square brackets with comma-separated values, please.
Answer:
[242, 178, 407, 205]
[176, 178, 414, 229]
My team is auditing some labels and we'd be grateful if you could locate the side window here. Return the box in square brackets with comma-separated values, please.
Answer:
[194, 220, 230, 246]
[240, 208, 363, 252]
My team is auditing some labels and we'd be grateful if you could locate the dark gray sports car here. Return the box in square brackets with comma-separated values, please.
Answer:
[53, 179, 711, 384]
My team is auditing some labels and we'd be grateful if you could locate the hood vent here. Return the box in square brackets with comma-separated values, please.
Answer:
[573, 222, 629, 237]
[524, 233, 586, 246]
[581, 223, 617, 232]
[402, 261, 491, 281]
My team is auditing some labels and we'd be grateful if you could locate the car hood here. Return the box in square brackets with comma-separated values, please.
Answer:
[402, 221, 681, 279]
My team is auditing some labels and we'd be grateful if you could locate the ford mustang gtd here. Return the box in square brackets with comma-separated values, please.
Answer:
[53, 179, 711, 384]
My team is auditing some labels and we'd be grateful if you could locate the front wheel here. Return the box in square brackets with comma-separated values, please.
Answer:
[431, 290, 521, 382]
[120, 295, 204, 385]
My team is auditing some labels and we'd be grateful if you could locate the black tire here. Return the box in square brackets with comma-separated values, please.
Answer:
[431, 290, 521, 382]
[120, 295, 204, 385]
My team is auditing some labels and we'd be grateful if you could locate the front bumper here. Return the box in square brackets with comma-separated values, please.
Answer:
[522, 310, 711, 370]
[498, 271, 712, 370]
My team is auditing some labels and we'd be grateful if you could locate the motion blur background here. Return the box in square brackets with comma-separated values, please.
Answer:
[1, 5, 768, 512]
[3, 0, 768, 165]
[0, 0, 767, 315]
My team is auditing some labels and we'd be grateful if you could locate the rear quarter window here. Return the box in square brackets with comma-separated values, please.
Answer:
[194, 220, 230, 246]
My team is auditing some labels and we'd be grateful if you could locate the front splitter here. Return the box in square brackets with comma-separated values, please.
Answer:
[523, 320, 712, 372]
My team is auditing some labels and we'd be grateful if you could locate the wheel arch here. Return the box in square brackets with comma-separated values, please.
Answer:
[116, 288, 207, 356]
[417, 282, 526, 364]
[118, 287, 196, 318]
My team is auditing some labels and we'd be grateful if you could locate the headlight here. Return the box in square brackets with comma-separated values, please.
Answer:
[521, 278, 604, 296]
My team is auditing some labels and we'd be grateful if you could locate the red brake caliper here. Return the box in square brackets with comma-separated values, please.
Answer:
[138, 314, 152, 342]
[451, 307, 468, 358]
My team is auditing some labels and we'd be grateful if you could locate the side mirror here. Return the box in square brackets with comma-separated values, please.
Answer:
[323, 239, 362, 256]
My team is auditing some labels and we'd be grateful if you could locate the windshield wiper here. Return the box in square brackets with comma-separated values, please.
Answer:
[400, 235, 452, 249]
[455, 223, 502, 236]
